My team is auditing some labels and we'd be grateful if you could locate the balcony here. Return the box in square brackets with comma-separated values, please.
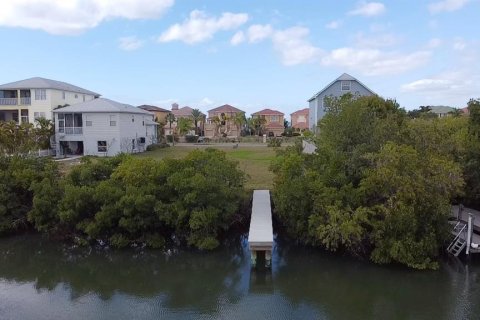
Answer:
[59, 127, 83, 135]
[0, 97, 31, 106]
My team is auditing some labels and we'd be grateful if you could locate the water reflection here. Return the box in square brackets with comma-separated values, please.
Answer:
[0, 234, 479, 320]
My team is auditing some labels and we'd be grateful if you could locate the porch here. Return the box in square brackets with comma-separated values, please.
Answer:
[0, 90, 31, 106]
[58, 141, 84, 157]
[0, 109, 29, 124]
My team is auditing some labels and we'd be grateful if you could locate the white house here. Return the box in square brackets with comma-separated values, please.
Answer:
[308, 73, 376, 131]
[53, 98, 157, 157]
[0, 77, 100, 124]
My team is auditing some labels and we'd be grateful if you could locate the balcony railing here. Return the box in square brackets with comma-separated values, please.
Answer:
[59, 127, 83, 135]
[20, 97, 31, 105]
[0, 98, 18, 105]
[0, 97, 31, 105]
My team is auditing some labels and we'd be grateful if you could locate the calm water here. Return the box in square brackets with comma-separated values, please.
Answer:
[0, 234, 479, 320]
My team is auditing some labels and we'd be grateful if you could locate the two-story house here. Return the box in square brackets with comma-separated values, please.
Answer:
[164, 103, 205, 136]
[138, 104, 170, 124]
[308, 73, 376, 131]
[252, 108, 285, 137]
[0, 77, 100, 124]
[290, 108, 309, 131]
[205, 104, 245, 138]
[53, 98, 157, 157]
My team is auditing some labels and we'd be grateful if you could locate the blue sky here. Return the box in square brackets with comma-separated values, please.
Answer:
[0, 0, 478, 116]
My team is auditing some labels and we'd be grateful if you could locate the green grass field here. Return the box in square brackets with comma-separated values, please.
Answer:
[137, 145, 281, 189]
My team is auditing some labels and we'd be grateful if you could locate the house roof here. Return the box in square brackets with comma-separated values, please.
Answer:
[138, 105, 170, 113]
[429, 106, 455, 114]
[208, 104, 244, 114]
[461, 107, 470, 115]
[252, 108, 284, 116]
[307, 73, 376, 102]
[0, 77, 100, 96]
[53, 98, 153, 115]
[291, 108, 309, 116]
[172, 106, 205, 117]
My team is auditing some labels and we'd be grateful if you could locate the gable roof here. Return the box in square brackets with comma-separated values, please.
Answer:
[171, 106, 205, 117]
[291, 108, 309, 116]
[208, 104, 244, 114]
[138, 105, 170, 113]
[52, 98, 152, 115]
[252, 108, 284, 116]
[428, 106, 455, 114]
[307, 73, 375, 102]
[0, 77, 100, 96]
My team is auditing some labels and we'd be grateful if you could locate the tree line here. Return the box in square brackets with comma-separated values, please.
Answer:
[271, 95, 480, 269]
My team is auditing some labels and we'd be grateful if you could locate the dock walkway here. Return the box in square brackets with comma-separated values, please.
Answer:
[248, 190, 274, 267]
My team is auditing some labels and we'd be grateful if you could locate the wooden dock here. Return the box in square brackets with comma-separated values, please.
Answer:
[248, 190, 274, 268]
[448, 206, 480, 256]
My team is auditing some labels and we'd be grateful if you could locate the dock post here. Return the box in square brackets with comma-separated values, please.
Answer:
[467, 213, 473, 255]
[265, 250, 272, 268]
[251, 251, 257, 267]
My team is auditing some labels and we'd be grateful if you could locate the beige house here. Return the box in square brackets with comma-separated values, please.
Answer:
[205, 104, 245, 138]
[252, 108, 285, 137]
[164, 103, 205, 135]
[137, 105, 170, 124]
[0, 77, 100, 124]
[290, 108, 309, 130]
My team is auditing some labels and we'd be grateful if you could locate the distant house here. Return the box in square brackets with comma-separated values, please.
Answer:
[138, 105, 170, 124]
[461, 107, 470, 116]
[164, 103, 205, 136]
[205, 104, 245, 138]
[290, 108, 309, 131]
[252, 108, 285, 137]
[308, 73, 376, 131]
[428, 106, 455, 118]
[53, 98, 157, 157]
[0, 77, 100, 124]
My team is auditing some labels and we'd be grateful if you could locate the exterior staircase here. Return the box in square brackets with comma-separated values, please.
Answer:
[447, 221, 467, 257]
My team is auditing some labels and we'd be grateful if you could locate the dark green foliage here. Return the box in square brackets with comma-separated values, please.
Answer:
[272, 95, 466, 269]
[464, 99, 480, 209]
[185, 135, 198, 143]
[146, 143, 170, 151]
[25, 150, 245, 250]
[267, 137, 282, 147]
[0, 156, 58, 235]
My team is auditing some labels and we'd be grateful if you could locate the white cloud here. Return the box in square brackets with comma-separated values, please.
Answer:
[247, 24, 273, 43]
[429, 0, 471, 14]
[198, 97, 215, 108]
[355, 32, 401, 48]
[322, 48, 431, 76]
[0, 0, 174, 35]
[118, 36, 144, 51]
[453, 38, 467, 51]
[230, 31, 245, 46]
[326, 20, 342, 29]
[348, 2, 386, 17]
[272, 27, 321, 66]
[427, 38, 443, 48]
[401, 70, 480, 105]
[158, 10, 248, 44]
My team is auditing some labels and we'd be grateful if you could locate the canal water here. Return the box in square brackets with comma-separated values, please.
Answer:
[0, 234, 478, 320]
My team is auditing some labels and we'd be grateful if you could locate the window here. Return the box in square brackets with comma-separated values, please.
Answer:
[34, 89, 46, 100]
[75, 94, 78, 99]
[34, 112, 46, 120]
[271, 115, 278, 122]
[86, 121, 93, 126]
[97, 141, 107, 152]
[110, 115, 116, 126]
[83, 95, 85, 102]
[341, 81, 351, 91]
[62, 91, 66, 100]
[58, 113, 65, 132]
[131, 116, 135, 122]
[21, 110, 29, 123]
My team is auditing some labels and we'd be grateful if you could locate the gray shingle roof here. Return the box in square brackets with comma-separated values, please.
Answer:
[0, 77, 100, 96]
[308, 73, 376, 102]
[53, 98, 153, 115]
[429, 106, 455, 114]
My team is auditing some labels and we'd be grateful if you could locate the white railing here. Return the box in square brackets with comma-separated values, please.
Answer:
[0, 98, 18, 105]
[60, 127, 83, 135]
[20, 97, 31, 105]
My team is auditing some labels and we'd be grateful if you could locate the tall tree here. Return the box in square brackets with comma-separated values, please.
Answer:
[232, 112, 246, 137]
[177, 117, 193, 136]
[34, 117, 54, 149]
[191, 109, 203, 135]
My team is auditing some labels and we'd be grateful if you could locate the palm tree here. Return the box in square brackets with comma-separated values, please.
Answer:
[166, 113, 176, 134]
[177, 117, 193, 136]
[211, 115, 221, 137]
[191, 109, 203, 135]
[232, 112, 246, 137]
[34, 117, 54, 149]
[252, 116, 267, 136]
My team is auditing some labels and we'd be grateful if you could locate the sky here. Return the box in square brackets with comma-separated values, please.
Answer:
[0, 0, 478, 116]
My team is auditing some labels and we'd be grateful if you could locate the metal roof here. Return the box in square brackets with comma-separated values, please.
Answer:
[307, 73, 376, 102]
[0, 77, 100, 96]
[53, 98, 153, 115]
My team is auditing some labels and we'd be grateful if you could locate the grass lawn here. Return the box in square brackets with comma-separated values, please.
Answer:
[136, 145, 281, 190]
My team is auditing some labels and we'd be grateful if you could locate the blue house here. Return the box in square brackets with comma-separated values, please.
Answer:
[308, 73, 376, 131]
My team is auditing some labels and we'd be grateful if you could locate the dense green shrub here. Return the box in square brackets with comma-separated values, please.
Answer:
[267, 137, 282, 147]
[271, 95, 466, 269]
[146, 143, 170, 151]
[185, 135, 199, 143]
[166, 135, 179, 143]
